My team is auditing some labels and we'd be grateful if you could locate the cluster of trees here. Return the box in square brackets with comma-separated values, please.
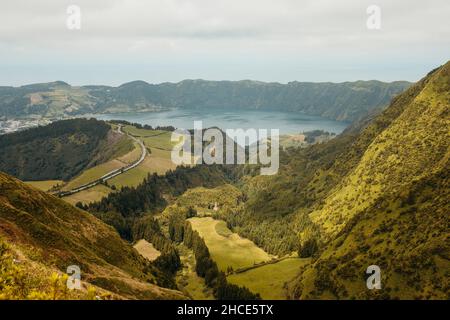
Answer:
[88, 164, 233, 220]
[0, 79, 410, 122]
[109, 120, 175, 132]
[168, 212, 260, 300]
[0, 118, 111, 181]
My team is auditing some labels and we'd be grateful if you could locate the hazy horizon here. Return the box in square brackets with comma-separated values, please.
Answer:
[1, 0, 449, 86]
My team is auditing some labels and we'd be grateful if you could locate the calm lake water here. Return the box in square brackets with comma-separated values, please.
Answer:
[93, 108, 349, 137]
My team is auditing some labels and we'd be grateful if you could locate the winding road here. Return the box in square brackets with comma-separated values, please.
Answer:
[56, 125, 147, 197]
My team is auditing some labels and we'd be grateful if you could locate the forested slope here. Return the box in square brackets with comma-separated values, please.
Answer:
[286, 61, 449, 299]
[0, 118, 131, 181]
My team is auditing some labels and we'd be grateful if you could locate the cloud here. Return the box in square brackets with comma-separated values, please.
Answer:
[0, 0, 449, 85]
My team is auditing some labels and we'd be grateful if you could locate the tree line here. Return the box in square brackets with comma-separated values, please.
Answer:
[84, 164, 238, 292]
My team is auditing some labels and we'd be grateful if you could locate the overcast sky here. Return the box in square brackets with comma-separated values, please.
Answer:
[0, 0, 449, 86]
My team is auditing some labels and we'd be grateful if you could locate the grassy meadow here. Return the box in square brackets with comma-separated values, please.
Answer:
[227, 257, 310, 299]
[188, 217, 272, 271]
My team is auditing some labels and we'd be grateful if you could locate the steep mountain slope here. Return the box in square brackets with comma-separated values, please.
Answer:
[285, 62, 449, 299]
[0, 80, 410, 122]
[0, 172, 186, 299]
[219, 62, 449, 299]
[0, 118, 133, 181]
[289, 159, 449, 299]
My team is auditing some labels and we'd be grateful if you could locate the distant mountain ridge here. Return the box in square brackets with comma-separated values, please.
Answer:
[0, 79, 411, 122]
[0, 171, 186, 299]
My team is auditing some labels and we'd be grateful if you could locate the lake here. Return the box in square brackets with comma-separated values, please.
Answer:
[93, 108, 349, 138]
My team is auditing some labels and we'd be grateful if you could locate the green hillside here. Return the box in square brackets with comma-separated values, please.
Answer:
[0, 171, 186, 299]
[0, 79, 410, 122]
[1, 63, 446, 300]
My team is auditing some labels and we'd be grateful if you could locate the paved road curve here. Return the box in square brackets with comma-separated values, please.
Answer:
[55, 125, 147, 197]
